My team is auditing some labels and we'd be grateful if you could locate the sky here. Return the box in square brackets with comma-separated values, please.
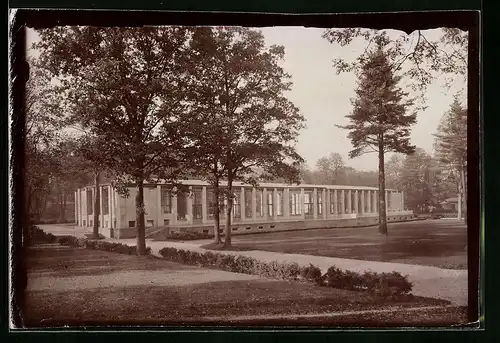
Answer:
[26, 26, 466, 171]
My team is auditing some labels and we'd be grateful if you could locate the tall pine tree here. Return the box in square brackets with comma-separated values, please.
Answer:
[337, 46, 417, 235]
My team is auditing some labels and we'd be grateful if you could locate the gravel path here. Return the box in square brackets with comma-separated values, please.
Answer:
[111, 238, 468, 306]
[28, 265, 266, 292]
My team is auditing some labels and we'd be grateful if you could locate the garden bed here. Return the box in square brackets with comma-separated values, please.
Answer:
[159, 247, 413, 299]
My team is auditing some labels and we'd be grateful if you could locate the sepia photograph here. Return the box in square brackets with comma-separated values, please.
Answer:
[9, 10, 480, 329]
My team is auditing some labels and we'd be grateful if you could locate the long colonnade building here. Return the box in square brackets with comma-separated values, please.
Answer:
[74, 180, 414, 239]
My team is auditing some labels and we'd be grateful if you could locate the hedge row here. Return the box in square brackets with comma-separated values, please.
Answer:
[26, 225, 58, 245]
[166, 231, 213, 240]
[159, 247, 413, 298]
[58, 235, 151, 255]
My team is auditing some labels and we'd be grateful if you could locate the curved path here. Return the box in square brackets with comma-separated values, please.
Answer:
[40, 224, 468, 306]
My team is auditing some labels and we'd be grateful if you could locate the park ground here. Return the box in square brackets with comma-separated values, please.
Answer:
[25, 219, 469, 327]
[24, 244, 467, 327]
[210, 219, 468, 270]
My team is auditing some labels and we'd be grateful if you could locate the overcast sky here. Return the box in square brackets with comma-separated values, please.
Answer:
[26, 26, 466, 171]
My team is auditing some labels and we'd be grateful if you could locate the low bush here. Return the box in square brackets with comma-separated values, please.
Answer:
[57, 235, 85, 247]
[300, 264, 324, 285]
[26, 225, 57, 245]
[159, 247, 413, 298]
[56, 234, 151, 255]
[166, 231, 213, 241]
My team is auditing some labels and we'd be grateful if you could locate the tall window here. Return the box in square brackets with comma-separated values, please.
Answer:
[87, 189, 93, 215]
[277, 190, 284, 216]
[267, 192, 273, 217]
[102, 187, 109, 215]
[317, 190, 323, 215]
[304, 191, 313, 216]
[256, 189, 263, 217]
[245, 189, 253, 218]
[192, 188, 202, 220]
[232, 190, 241, 218]
[161, 187, 172, 213]
[290, 191, 301, 215]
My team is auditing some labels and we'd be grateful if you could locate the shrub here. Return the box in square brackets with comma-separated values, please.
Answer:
[166, 231, 213, 241]
[26, 225, 58, 245]
[300, 264, 324, 285]
[325, 266, 363, 290]
[57, 235, 84, 247]
[158, 247, 413, 298]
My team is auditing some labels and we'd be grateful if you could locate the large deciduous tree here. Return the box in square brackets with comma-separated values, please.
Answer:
[184, 27, 305, 248]
[25, 58, 63, 224]
[35, 26, 192, 254]
[434, 97, 467, 221]
[337, 46, 417, 235]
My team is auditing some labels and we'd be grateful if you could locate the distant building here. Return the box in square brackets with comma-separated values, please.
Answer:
[74, 180, 414, 239]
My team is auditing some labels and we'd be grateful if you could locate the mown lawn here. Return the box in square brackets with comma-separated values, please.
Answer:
[228, 220, 467, 270]
[23, 245, 467, 327]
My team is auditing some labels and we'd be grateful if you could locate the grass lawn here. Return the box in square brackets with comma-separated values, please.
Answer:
[22, 244, 467, 327]
[224, 220, 467, 270]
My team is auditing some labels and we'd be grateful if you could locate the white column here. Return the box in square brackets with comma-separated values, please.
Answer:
[325, 189, 331, 219]
[333, 189, 338, 216]
[300, 188, 305, 219]
[99, 186, 103, 228]
[187, 186, 193, 224]
[347, 190, 352, 214]
[273, 188, 278, 220]
[354, 190, 359, 214]
[322, 189, 327, 219]
[202, 186, 208, 223]
[284, 188, 290, 219]
[156, 185, 161, 227]
[240, 187, 245, 221]
[401, 191, 404, 211]
[360, 190, 365, 215]
[108, 185, 113, 229]
[172, 190, 178, 225]
[385, 191, 389, 212]
[74, 191, 78, 225]
[252, 188, 257, 221]
[262, 188, 268, 220]
[114, 189, 121, 230]
[313, 188, 318, 219]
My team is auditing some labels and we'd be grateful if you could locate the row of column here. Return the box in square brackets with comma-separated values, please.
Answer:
[75, 185, 116, 229]
[75, 185, 406, 228]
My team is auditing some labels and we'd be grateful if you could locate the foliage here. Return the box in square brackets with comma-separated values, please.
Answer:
[434, 97, 467, 219]
[35, 26, 194, 254]
[166, 231, 213, 241]
[299, 264, 324, 285]
[24, 59, 65, 223]
[26, 225, 58, 245]
[58, 234, 151, 255]
[182, 27, 305, 247]
[322, 28, 468, 97]
[384, 154, 405, 189]
[158, 247, 413, 297]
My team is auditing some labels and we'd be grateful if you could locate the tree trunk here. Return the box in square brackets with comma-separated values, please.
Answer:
[460, 164, 467, 224]
[223, 174, 234, 248]
[135, 177, 147, 255]
[93, 173, 100, 238]
[378, 145, 388, 235]
[61, 192, 67, 222]
[213, 178, 222, 244]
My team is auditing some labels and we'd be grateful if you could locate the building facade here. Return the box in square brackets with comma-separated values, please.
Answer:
[74, 180, 414, 239]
